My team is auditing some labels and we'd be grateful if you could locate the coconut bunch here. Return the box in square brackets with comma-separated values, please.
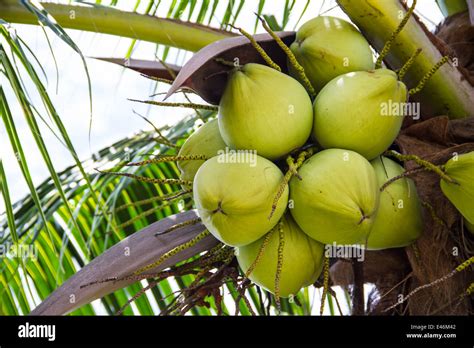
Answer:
[170, 11, 473, 302]
[112, 9, 473, 307]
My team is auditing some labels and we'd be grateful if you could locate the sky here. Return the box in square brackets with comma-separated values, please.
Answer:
[0, 0, 443, 213]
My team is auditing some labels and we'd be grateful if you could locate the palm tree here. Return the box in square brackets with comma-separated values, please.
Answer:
[0, 0, 473, 316]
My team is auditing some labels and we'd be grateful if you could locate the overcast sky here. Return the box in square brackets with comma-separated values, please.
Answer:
[0, 0, 443, 213]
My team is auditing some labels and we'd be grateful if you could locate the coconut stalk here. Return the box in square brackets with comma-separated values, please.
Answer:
[0, 0, 233, 52]
[337, 0, 474, 119]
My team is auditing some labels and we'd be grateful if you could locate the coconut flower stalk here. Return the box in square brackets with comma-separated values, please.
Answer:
[337, 0, 474, 119]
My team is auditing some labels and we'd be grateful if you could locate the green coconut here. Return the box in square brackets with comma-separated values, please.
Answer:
[236, 214, 324, 297]
[289, 148, 379, 245]
[177, 119, 226, 188]
[290, 16, 374, 92]
[219, 63, 313, 160]
[440, 151, 474, 224]
[313, 69, 408, 160]
[367, 157, 423, 250]
[193, 153, 288, 247]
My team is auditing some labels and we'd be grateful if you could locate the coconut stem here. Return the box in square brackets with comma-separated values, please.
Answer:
[125, 154, 208, 167]
[119, 246, 232, 315]
[133, 110, 179, 149]
[466, 282, 474, 296]
[268, 149, 314, 220]
[141, 74, 174, 85]
[234, 279, 255, 316]
[408, 56, 450, 95]
[421, 201, 449, 230]
[229, 24, 281, 72]
[128, 99, 218, 111]
[188, 266, 213, 289]
[379, 167, 426, 192]
[116, 203, 175, 229]
[269, 158, 296, 220]
[202, 245, 233, 268]
[96, 169, 193, 187]
[155, 217, 202, 236]
[244, 230, 274, 278]
[456, 256, 474, 272]
[410, 242, 423, 266]
[375, 0, 418, 69]
[80, 242, 228, 290]
[256, 14, 316, 98]
[397, 48, 422, 80]
[383, 256, 474, 312]
[275, 220, 285, 314]
[384, 150, 458, 185]
[116, 280, 158, 316]
[320, 256, 330, 316]
[113, 190, 192, 214]
[135, 229, 210, 275]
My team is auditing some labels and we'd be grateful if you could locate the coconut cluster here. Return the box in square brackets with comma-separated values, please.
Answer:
[175, 16, 472, 298]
